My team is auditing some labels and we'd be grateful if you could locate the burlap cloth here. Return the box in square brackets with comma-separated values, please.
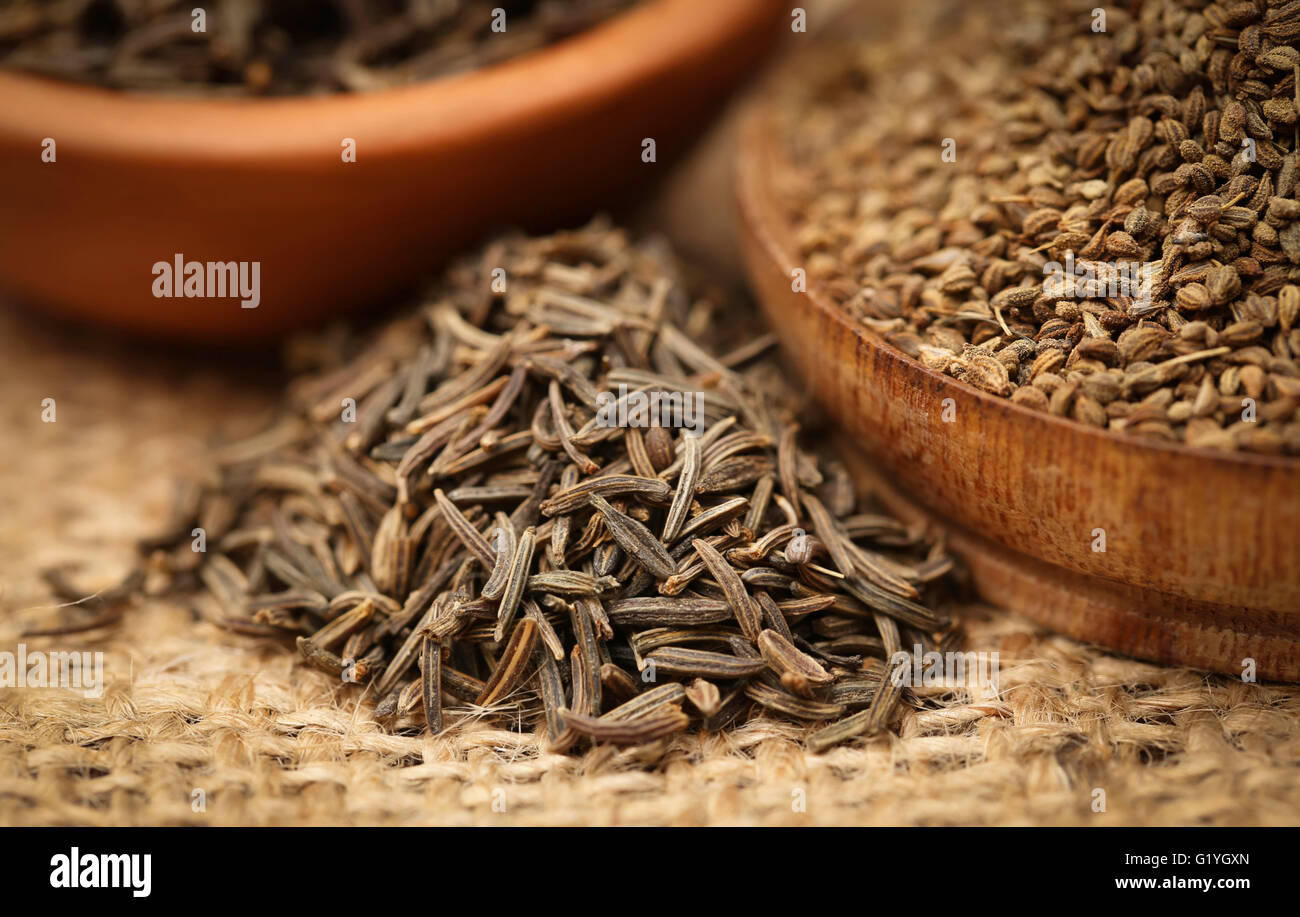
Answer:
[2, 302, 1298, 828]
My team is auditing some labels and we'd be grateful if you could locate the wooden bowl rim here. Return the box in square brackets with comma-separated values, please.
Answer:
[737, 105, 1300, 475]
[0, 0, 782, 162]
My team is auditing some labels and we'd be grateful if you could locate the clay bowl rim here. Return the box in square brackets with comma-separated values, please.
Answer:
[737, 105, 1300, 477]
[0, 0, 776, 163]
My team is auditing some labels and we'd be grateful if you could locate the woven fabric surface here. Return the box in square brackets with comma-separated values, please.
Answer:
[2, 311, 1298, 827]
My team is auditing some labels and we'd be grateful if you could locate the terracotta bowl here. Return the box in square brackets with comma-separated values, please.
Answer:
[738, 106, 1300, 682]
[0, 0, 786, 342]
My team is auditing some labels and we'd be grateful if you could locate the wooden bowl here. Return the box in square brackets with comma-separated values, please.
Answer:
[738, 107, 1300, 682]
[0, 0, 786, 342]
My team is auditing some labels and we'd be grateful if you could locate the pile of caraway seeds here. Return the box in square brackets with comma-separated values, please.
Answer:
[142, 222, 963, 753]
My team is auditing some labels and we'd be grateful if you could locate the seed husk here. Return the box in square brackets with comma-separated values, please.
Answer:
[644, 646, 767, 679]
[475, 618, 539, 708]
[606, 596, 733, 626]
[661, 433, 702, 544]
[480, 517, 516, 601]
[757, 628, 834, 697]
[691, 538, 764, 642]
[589, 494, 676, 579]
[560, 707, 690, 744]
[421, 635, 442, 735]
[493, 526, 536, 641]
[540, 474, 673, 516]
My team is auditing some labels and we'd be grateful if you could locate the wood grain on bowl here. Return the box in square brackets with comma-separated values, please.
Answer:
[0, 0, 787, 341]
[738, 108, 1300, 681]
